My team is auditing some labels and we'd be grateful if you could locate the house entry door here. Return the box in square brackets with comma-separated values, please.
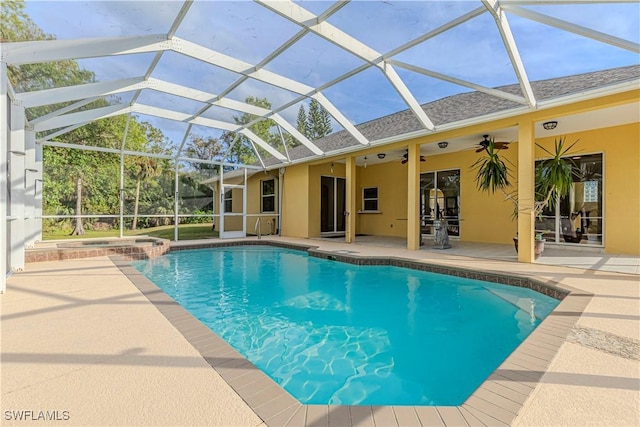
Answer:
[320, 176, 346, 235]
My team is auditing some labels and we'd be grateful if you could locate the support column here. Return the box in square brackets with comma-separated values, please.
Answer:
[9, 99, 26, 271]
[174, 162, 179, 242]
[24, 129, 37, 247]
[407, 143, 421, 250]
[34, 140, 43, 242]
[517, 120, 536, 263]
[345, 156, 357, 244]
[1, 63, 8, 292]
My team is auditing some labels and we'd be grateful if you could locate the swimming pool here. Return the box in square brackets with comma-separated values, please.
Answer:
[132, 245, 559, 406]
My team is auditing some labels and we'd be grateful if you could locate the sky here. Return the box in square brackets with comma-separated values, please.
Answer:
[21, 0, 640, 151]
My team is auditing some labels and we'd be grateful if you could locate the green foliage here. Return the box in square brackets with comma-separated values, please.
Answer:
[535, 137, 579, 213]
[472, 136, 579, 220]
[184, 134, 225, 171]
[223, 96, 278, 164]
[296, 104, 309, 136]
[306, 99, 332, 140]
[471, 139, 511, 194]
[1, 0, 96, 120]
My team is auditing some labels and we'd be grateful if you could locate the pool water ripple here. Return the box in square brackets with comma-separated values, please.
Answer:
[132, 246, 559, 405]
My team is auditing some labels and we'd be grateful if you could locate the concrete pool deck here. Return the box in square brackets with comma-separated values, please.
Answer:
[2, 236, 639, 426]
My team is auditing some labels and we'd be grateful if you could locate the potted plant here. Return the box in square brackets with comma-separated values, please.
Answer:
[472, 136, 578, 258]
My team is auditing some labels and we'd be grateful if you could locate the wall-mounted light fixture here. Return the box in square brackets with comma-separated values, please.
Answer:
[437, 141, 449, 149]
[330, 163, 334, 174]
[377, 153, 385, 159]
[363, 156, 368, 168]
[543, 121, 558, 130]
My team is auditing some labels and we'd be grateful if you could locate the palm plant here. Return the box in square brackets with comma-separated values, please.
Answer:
[472, 136, 579, 236]
[533, 137, 579, 216]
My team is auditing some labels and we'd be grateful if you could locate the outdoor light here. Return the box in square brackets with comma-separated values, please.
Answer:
[438, 141, 449, 149]
[377, 153, 385, 159]
[363, 156, 368, 168]
[330, 163, 334, 174]
[543, 121, 558, 130]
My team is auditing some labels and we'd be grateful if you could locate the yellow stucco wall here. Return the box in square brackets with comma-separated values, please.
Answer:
[534, 123, 639, 255]
[281, 164, 310, 238]
[262, 104, 639, 255]
[357, 161, 408, 237]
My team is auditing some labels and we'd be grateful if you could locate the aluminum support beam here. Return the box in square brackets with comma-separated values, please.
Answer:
[17, 77, 145, 108]
[34, 104, 130, 132]
[0, 63, 8, 292]
[483, 0, 537, 108]
[29, 97, 100, 126]
[34, 137, 43, 243]
[256, 0, 435, 130]
[172, 36, 368, 146]
[387, 60, 529, 105]
[9, 99, 26, 271]
[502, 4, 640, 53]
[130, 104, 288, 161]
[1, 34, 171, 65]
[24, 129, 39, 247]
[40, 140, 262, 169]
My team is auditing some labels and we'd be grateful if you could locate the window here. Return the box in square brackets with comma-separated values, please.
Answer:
[224, 189, 232, 213]
[261, 179, 275, 213]
[362, 187, 378, 211]
[535, 153, 603, 245]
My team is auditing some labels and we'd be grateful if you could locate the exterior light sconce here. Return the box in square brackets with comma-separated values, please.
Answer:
[377, 153, 385, 159]
[438, 141, 449, 149]
[330, 163, 334, 174]
[363, 156, 368, 168]
[543, 121, 558, 130]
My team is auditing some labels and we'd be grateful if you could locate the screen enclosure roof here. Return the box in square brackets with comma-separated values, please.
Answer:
[2, 0, 639, 169]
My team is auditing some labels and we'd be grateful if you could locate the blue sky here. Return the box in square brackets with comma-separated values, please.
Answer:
[23, 1, 640, 149]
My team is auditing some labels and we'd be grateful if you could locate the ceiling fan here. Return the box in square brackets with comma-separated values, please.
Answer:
[401, 150, 426, 164]
[475, 135, 509, 153]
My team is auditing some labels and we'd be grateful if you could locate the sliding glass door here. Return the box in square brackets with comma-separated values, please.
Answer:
[321, 176, 346, 234]
[420, 169, 460, 236]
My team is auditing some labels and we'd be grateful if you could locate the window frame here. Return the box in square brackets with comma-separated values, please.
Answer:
[223, 189, 233, 213]
[261, 178, 276, 213]
[361, 186, 379, 212]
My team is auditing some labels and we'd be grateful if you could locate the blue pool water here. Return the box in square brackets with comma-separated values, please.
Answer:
[132, 246, 559, 405]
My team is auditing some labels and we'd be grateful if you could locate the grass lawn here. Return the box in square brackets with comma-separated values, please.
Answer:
[44, 224, 219, 241]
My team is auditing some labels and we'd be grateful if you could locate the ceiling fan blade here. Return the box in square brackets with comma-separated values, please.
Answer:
[401, 158, 408, 164]
[420, 156, 426, 162]
[475, 147, 484, 153]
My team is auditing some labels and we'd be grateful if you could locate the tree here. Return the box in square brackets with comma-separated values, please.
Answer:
[184, 134, 225, 172]
[1, 1, 96, 120]
[4, 2, 172, 235]
[297, 99, 333, 141]
[296, 104, 309, 137]
[223, 97, 279, 165]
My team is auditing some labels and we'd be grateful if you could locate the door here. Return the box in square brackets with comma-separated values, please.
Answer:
[420, 169, 460, 236]
[321, 176, 346, 234]
[218, 168, 247, 239]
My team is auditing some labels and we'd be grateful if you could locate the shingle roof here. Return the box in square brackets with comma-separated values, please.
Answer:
[263, 64, 640, 167]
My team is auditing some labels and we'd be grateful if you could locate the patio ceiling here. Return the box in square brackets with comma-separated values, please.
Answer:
[2, 0, 639, 168]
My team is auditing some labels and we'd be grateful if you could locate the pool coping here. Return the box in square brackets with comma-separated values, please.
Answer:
[111, 240, 593, 426]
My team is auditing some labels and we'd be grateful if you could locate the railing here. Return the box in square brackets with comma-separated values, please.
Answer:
[254, 217, 262, 240]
